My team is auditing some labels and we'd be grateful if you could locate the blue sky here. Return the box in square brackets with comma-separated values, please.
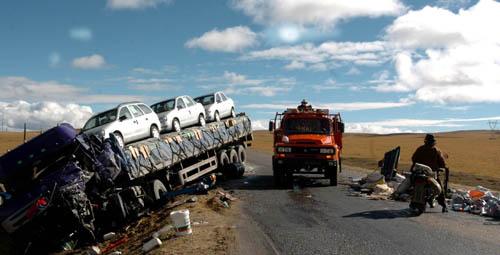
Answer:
[1, 0, 500, 133]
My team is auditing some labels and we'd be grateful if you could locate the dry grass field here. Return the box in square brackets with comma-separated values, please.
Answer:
[0, 131, 41, 155]
[252, 130, 500, 190]
[2, 130, 500, 189]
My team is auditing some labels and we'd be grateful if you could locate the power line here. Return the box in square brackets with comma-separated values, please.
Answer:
[488, 120, 498, 140]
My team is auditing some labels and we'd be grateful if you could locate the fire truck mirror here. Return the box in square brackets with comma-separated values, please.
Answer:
[268, 121, 275, 131]
[339, 122, 345, 133]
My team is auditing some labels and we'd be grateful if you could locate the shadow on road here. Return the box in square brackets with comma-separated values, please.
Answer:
[221, 174, 333, 191]
[343, 209, 416, 219]
[483, 218, 500, 225]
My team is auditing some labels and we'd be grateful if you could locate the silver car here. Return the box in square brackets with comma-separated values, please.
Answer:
[194, 91, 235, 122]
[151, 95, 206, 132]
[82, 102, 161, 147]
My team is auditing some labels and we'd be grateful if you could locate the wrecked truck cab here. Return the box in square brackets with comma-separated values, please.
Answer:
[0, 123, 77, 195]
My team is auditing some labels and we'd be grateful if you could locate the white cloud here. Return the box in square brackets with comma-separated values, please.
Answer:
[346, 67, 361, 75]
[69, 27, 93, 41]
[0, 101, 93, 130]
[284, 60, 306, 70]
[346, 123, 420, 134]
[312, 79, 339, 91]
[223, 71, 263, 85]
[72, 54, 107, 69]
[231, 0, 405, 27]
[126, 77, 175, 91]
[0, 76, 145, 104]
[132, 65, 177, 76]
[243, 41, 390, 70]
[185, 26, 258, 52]
[251, 119, 269, 130]
[346, 115, 500, 134]
[200, 71, 294, 97]
[241, 101, 412, 111]
[107, 0, 172, 10]
[48, 52, 61, 67]
[379, 0, 500, 103]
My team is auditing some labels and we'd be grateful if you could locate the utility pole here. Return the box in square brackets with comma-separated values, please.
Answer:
[24, 123, 27, 143]
[1, 109, 4, 132]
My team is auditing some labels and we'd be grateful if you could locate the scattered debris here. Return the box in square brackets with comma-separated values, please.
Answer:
[142, 237, 162, 253]
[152, 224, 174, 240]
[450, 186, 500, 218]
[103, 232, 116, 241]
[170, 209, 193, 236]
[187, 196, 198, 203]
[84, 246, 101, 255]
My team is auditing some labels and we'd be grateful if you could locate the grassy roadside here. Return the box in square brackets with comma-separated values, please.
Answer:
[251, 130, 500, 191]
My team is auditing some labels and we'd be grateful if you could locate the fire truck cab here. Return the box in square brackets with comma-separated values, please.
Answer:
[269, 100, 344, 187]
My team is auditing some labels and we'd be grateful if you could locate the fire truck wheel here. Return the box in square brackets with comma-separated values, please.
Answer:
[329, 166, 338, 186]
[228, 149, 239, 163]
[237, 145, 246, 163]
[273, 166, 282, 187]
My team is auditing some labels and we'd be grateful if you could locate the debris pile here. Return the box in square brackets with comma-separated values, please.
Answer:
[450, 186, 500, 218]
[349, 171, 407, 200]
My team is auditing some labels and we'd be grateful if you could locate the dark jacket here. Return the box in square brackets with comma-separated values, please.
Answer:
[411, 144, 446, 171]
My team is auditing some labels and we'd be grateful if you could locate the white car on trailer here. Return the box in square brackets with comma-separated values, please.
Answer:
[194, 91, 235, 122]
[151, 95, 206, 132]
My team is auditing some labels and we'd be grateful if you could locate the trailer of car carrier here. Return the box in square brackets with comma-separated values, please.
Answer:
[0, 114, 253, 253]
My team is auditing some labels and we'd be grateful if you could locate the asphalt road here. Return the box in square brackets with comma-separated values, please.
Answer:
[224, 150, 500, 255]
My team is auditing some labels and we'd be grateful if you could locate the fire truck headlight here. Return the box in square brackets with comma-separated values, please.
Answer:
[277, 147, 292, 153]
[282, 136, 289, 143]
[320, 148, 335, 154]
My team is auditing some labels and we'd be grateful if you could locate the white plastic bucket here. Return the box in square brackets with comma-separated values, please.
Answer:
[170, 209, 192, 236]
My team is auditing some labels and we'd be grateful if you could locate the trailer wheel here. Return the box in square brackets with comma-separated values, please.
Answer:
[236, 145, 246, 163]
[150, 180, 167, 201]
[228, 149, 239, 163]
[219, 151, 230, 169]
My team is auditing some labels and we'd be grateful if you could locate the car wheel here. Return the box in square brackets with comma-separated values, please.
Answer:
[113, 132, 124, 148]
[231, 107, 236, 118]
[214, 111, 221, 122]
[198, 114, 206, 127]
[173, 118, 181, 132]
[150, 125, 160, 138]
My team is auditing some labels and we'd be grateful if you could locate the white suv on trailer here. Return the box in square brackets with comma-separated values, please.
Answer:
[151, 95, 206, 132]
[82, 102, 161, 147]
[194, 91, 235, 122]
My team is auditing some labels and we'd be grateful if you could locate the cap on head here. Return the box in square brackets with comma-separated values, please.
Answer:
[424, 134, 436, 145]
